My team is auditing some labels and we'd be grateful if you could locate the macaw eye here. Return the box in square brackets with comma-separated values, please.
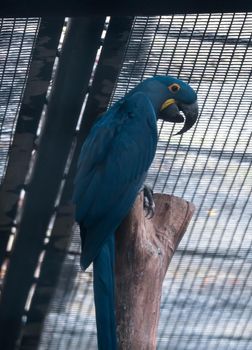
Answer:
[168, 83, 181, 93]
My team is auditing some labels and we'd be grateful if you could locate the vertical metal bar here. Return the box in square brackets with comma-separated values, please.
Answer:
[0, 18, 64, 268]
[20, 16, 134, 349]
[0, 17, 106, 350]
[80, 16, 135, 137]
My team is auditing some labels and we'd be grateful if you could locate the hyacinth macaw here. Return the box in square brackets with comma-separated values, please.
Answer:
[73, 76, 198, 349]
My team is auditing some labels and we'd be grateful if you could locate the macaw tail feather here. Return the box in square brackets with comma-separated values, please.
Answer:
[93, 234, 117, 350]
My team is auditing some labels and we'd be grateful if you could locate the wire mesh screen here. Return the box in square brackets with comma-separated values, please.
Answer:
[0, 18, 40, 183]
[38, 13, 252, 350]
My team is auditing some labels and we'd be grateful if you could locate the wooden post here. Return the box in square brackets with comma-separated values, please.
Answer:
[115, 193, 195, 350]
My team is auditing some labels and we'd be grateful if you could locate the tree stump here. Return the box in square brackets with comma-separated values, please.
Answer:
[115, 193, 195, 350]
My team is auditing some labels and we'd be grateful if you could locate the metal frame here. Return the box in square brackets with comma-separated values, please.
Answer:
[0, 0, 252, 16]
[0, 17, 106, 350]
[0, 18, 64, 269]
[20, 16, 134, 349]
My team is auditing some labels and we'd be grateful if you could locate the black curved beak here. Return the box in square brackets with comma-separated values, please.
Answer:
[176, 101, 198, 135]
[159, 100, 198, 135]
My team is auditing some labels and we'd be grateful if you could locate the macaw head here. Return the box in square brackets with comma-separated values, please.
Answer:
[154, 75, 198, 135]
[139, 75, 198, 135]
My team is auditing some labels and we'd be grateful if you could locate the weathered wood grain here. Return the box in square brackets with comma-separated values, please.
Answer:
[115, 193, 195, 349]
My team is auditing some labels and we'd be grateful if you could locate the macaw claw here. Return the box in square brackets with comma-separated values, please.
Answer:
[143, 185, 155, 219]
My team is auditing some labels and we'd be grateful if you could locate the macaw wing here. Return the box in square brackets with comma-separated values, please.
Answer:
[73, 91, 158, 268]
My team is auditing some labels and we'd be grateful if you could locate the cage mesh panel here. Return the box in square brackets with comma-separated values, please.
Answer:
[0, 18, 40, 183]
[38, 226, 98, 349]
[38, 13, 252, 350]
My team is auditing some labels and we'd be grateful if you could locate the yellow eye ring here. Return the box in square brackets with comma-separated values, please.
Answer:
[168, 83, 180, 93]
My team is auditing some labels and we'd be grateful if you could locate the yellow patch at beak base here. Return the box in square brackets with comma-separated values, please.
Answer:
[160, 98, 176, 111]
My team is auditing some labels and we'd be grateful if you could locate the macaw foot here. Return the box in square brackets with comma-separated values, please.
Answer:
[143, 185, 155, 219]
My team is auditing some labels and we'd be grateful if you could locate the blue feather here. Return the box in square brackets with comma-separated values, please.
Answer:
[74, 91, 157, 349]
[73, 76, 198, 349]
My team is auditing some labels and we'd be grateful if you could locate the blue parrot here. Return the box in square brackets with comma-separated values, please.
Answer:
[73, 76, 198, 349]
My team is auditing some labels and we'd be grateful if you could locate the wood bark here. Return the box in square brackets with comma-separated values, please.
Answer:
[115, 193, 195, 350]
